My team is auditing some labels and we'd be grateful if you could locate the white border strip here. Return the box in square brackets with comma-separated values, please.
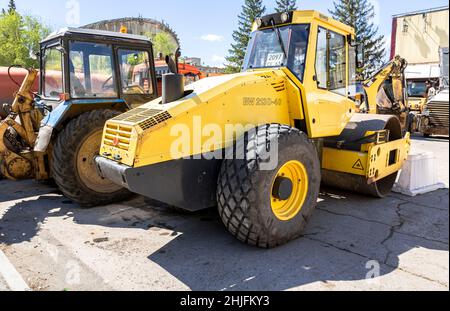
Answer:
[0, 250, 31, 291]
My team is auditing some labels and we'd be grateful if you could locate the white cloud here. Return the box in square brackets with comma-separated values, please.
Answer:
[201, 34, 224, 42]
[209, 55, 226, 67]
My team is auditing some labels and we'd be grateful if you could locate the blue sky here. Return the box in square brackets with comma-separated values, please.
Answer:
[2, 0, 449, 67]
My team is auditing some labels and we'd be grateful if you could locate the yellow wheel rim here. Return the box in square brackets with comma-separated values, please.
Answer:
[271, 160, 309, 221]
[76, 129, 122, 194]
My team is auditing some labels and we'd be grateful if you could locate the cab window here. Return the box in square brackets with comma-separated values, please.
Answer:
[118, 49, 153, 95]
[69, 41, 117, 98]
[329, 32, 346, 94]
[315, 28, 328, 89]
[42, 47, 64, 99]
[315, 27, 347, 96]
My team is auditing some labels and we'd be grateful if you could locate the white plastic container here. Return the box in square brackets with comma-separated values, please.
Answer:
[393, 152, 446, 196]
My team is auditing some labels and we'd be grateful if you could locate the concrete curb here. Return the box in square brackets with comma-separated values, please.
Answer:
[0, 250, 31, 291]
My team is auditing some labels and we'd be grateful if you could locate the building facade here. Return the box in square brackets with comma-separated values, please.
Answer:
[391, 5, 449, 97]
[183, 57, 202, 67]
[183, 57, 225, 77]
[391, 6, 449, 64]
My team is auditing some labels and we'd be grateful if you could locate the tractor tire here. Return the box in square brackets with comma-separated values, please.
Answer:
[217, 124, 321, 248]
[52, 109, 133, 207]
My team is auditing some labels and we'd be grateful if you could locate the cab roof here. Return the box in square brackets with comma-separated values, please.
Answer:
[255, 10, 355, 36]
[293, 10, 355, 35]
[41, 27, 152, 45]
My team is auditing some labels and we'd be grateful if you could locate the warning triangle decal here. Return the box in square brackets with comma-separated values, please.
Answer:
[352, 159, 364, 171]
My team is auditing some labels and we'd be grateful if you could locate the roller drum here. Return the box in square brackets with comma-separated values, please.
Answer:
[322, 114, 402, 198]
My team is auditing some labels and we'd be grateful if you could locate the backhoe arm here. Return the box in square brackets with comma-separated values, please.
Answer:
[362, 55, 408, 114]
[0, 68, 40, 180]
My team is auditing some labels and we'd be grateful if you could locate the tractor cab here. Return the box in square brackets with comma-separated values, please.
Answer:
[0, 28, 159, 201]
[39, 28, 158, 111]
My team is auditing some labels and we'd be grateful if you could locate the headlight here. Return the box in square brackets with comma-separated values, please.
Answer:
[256, 18, 263, 28]
[281, 12, 290, 23]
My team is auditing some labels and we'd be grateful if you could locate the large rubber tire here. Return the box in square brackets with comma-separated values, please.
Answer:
[217, 124, 321, 248]
[52, 109, 133, 207]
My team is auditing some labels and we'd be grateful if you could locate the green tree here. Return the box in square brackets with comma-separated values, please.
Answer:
[329, 0, 385, 78]
[275, 0, 298, 13]
[147, 32, 177, 57]
[0, 11, 50, 68]
[8, 0, 16, 14]
[225, 0, 266, 73]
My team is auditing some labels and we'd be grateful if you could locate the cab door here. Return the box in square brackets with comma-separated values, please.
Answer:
[116, 47, 157, 108]
[306, 26, 355, 137]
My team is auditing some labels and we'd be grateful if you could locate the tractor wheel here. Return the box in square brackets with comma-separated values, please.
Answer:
[52, 109, 132, 207]
[217, 124, 321, 248]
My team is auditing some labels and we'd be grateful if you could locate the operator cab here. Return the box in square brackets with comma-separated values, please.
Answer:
[243, 11, 363, 94]
[39, 28, 158, 109]
[242, 10, 364, 137]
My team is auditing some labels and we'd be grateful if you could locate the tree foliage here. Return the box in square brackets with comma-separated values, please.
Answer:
[329, 0, 385, 78]
[275, 0, 298, 13]
[8, 0, 16, 14]
[0, 3, 51, 68]
[225, 0, 266, 73]
[147, 32, 177, 57]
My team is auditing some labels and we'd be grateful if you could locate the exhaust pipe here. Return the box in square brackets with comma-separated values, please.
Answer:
[162, 49, 185, 104]
[162, 73, 184, 104]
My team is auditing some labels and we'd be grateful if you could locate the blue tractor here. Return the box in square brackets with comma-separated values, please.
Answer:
[0, 28, 159, 206]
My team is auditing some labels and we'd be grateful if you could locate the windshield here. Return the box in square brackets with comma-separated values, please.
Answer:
[407, 81, 427, 98]
[242, 24, 310, 81]
[42, 46, 64, 99]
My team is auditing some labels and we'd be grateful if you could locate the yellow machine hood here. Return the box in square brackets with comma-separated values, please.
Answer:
[100, 69, 300, 167]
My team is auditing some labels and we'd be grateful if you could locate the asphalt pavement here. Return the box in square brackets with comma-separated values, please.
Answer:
[0, 135, 448, 291]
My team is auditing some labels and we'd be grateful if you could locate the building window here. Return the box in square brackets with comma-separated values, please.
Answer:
[403, 19, 409, 33]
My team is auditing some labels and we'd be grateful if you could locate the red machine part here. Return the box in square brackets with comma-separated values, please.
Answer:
[154, 60, 203, 96]
[0, 67, 39, 118]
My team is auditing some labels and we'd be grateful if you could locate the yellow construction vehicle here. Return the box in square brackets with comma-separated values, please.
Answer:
[358, 55, 409, 129]
[406, 80, 428, 112]
[93, 10, 411, 248]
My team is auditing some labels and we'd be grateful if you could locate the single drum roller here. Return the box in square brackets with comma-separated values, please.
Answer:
[93, 10, 411, 248]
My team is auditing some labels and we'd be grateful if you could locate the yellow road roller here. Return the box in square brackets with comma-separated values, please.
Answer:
[92, 10, 411, 248]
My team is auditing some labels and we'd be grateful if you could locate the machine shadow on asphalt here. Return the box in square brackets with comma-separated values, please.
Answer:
[1, 180, 447, 291]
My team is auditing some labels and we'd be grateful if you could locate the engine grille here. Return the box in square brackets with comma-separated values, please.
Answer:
[428, 101, 449, 128]
[138, 111, 172, 131]
[103, 124, 133, 151]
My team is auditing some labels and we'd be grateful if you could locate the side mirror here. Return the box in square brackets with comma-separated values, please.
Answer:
[356, 44, 364, 69]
